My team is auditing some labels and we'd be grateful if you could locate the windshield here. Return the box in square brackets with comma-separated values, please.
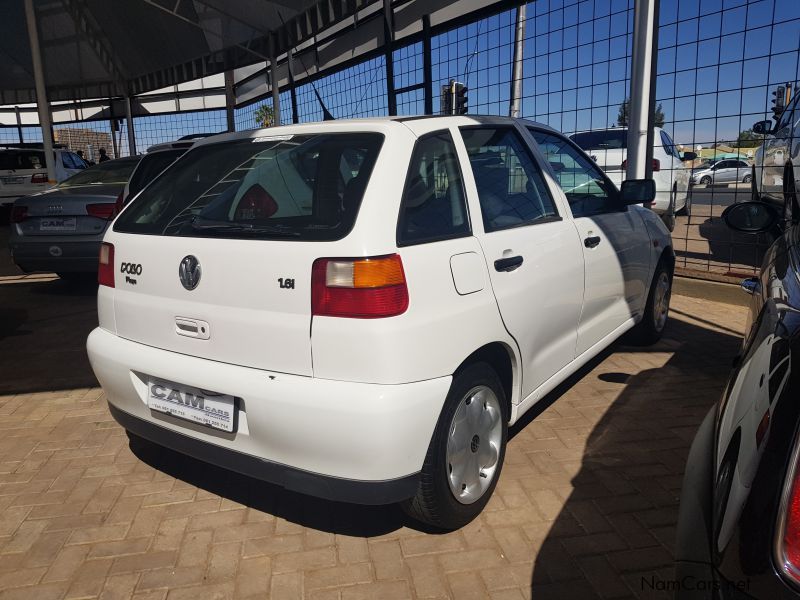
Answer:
[59, 158, 140, 187]
[570, 130, 627, 151]
[114, 133, 385, 241]
[127, 149, 184, 199]
[0, 150, 45, 170]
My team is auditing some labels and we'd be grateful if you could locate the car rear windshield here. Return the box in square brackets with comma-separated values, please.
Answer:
[59, 158, 141, 187]
[114, 133, 384, 241]
[0, 150, 45, 170]
[127, 149, 184, 198]
[570, 130, 627, 151]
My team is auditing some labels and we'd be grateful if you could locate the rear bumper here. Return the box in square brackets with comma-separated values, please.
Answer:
[87, 327, 452, 504]
[9, 239, 100, 273]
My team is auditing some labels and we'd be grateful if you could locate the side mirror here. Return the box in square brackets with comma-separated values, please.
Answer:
[752, 120, 773, 136]
[721, 201, 779, 233]
[620, 179, 656, 205]
[681, 151, 697, 161]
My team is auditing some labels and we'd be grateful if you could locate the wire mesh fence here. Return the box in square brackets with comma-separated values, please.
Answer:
[3, 0, 799, 280]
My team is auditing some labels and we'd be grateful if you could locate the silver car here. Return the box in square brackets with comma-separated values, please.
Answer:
[8, 157, 140, 279]
[691, 159, 752, 185]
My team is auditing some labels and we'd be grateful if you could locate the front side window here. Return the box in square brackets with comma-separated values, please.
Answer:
[460, 127, 558, 232]
[115, 133, 384, 241]
[397, 131, 469, 245]
[529, 129, 620, 218]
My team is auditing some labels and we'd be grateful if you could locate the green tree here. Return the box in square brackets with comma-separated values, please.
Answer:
[735, 129, 763, 148]
[254, 104, 276, 128]
[616, 98, 665, 128]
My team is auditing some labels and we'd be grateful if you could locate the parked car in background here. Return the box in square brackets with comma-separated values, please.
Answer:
[570, 126, 694, 231]
[675, 200, 799, 599]
[690, 158, 752, 185]
[120, 137, 203, 206]
[8, 156, 140, 279]
[752, 94, 800, 210]
[87, 116, 674, 530]
[0, 145, 88, 208]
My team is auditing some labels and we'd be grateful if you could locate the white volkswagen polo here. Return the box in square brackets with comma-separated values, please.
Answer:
[87, 116, 673, 529]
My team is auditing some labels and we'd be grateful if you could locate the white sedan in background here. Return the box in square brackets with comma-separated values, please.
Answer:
[570, 127, 694, 230]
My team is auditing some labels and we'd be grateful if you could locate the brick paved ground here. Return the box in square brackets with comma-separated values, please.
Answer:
[0, 290, 747, 600]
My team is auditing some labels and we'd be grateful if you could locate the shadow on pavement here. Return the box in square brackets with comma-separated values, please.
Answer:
[528, 317, 741, 599]
[0, 276, 99, 395]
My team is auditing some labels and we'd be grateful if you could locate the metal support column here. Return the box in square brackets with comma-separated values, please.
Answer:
[125, 96, 136, 155]
[110, 119, 119, 159]
[270, 37, 281, 126]
[383, 0, 397, 116]
[626, 0, 659, 181]
[224, 71, 236, 132]
[509, 4, 526, 118]
[422, 15, 433, 115]
[14, 107, 23, 144]
[24, 0, 56, 183]
[287, 48, 299, 124]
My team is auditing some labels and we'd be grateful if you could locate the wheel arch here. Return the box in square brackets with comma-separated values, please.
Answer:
[454, 342, 520, 417]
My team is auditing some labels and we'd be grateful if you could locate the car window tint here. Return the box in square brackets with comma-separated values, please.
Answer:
[115, 133, 384, 242]
[127, 149, 184, 198]
[460, 127, 558, 232]
[529, 129, 620, 217]
[397, 131, 470, 245]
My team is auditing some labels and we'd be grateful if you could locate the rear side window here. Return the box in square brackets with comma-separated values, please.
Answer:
[114, 133, 384, 241]
[62, 152, 78, 169]
[460, 127, 558, 232]
[397, 131, 469, 245]
[127, 149, 184, 199]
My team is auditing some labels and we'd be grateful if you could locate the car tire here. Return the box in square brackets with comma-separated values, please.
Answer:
[628, 258, 672, 346]
[751, 167, 759, 202]
[700, 176, 712, 185]
[677, 187, 692, 217]
[401, 362, 508, 530]
[742, 174, 752, 184]
[661, 189, 676, 232]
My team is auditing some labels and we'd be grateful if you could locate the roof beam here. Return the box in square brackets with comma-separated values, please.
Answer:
[141, 0, 271, 63]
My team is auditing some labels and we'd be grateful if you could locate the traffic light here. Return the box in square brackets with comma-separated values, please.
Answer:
[772, 85, 786, 120]
[454, 82, 468, 114]
[440, 84, 453, 115]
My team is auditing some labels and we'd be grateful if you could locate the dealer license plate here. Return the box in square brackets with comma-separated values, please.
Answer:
[40, 217, 76, 231]
[147, 379, 235, 432]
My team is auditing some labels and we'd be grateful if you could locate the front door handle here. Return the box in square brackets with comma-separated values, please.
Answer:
[494, 255, 523, 272]
[584, 235, 601, 248]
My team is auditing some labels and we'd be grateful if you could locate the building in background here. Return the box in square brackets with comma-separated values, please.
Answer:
[53, 127, 112, 162]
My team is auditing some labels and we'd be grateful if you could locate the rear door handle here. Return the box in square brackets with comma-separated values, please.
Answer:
[494, 256, 523, 272]
[584, 235, 601, 248]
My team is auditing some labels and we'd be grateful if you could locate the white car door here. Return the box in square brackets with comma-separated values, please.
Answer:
[455, 124, 585, 401]
[528, 128, 651, 356]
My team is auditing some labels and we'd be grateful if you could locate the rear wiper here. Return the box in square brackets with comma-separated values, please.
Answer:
[190, 217, 300, 236]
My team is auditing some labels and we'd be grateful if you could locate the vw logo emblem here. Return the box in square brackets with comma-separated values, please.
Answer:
[178, 255, 201, 290]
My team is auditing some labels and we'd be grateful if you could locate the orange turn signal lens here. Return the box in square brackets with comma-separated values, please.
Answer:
[353, 255, 405, 288]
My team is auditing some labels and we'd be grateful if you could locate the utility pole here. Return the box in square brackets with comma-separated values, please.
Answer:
[509, 4, 526, 118]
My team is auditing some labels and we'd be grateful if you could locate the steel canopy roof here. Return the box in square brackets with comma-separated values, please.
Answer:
[0, 0, 370, 105]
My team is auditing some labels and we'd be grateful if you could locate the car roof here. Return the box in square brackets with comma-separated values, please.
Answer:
[189, 115, 558, 148]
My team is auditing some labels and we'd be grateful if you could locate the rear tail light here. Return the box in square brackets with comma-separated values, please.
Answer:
[98, 243, 114, 287]
[311, 254, 408, 318]
[776, 430, 800, 585]
[30, 173, 47, 184]
[86, 203, 117, 220]
[10, 205, 27, 223]
[620, 159, 660, 172]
